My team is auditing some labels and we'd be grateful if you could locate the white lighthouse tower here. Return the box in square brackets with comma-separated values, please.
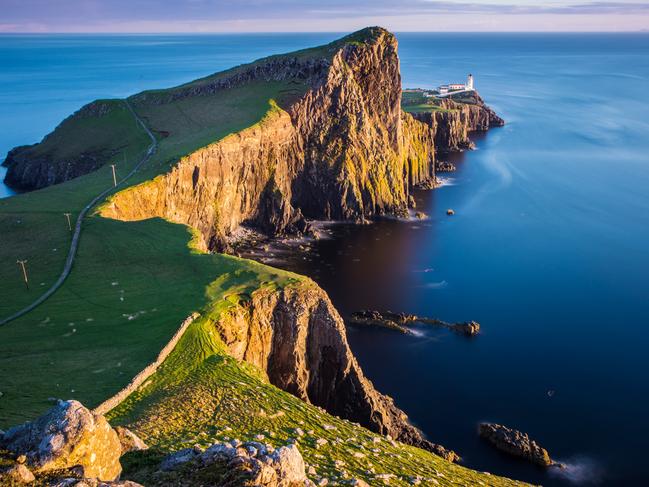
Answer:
[467, 74, 474, 91]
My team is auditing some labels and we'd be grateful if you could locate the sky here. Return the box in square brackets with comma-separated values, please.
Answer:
[1, 0, 648, 33]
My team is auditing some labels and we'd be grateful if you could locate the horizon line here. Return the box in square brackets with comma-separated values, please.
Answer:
[1, 29, 648, 35]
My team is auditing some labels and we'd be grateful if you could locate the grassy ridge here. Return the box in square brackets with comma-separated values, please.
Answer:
[109, 310, 526, 487]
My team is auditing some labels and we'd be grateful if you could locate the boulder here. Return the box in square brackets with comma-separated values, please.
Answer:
[0, 463, 36, 484]
[160, 440, 315, 486]
[159, 446, 201, 471]
[478, 422, 552, 467]
[51, 479, 144, 487]
[114, 426, 148, 453]
[269, 445, 309, 484]
[0, 400, 122, 480]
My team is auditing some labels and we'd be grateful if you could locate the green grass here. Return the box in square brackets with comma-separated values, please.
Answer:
[108, 304, 527, 487]
[0, 214, 299, 428]
[401, 91, 457, 114]
[0, 109, 151, 317]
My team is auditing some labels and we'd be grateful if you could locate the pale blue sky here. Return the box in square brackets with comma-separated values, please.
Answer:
[2, 0, 648, 33]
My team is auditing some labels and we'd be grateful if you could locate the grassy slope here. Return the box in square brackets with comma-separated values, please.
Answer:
[108, 310, 525, 487]
[401, 90, 456, 114]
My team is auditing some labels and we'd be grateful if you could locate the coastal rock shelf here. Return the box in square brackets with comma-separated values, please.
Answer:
[350, 310, 480, 336]
[479, 423, 557, 468]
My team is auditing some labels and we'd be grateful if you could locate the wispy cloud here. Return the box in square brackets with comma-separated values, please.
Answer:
[1, 0, 648, 32]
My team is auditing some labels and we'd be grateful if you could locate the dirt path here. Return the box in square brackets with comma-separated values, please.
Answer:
[0, 100, 157, 326]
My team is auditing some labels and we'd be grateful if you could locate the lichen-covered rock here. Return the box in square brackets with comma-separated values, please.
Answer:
[160, 440, 314, 486]
[51, 479, 144, 487]
[0, 400, 122, 480]
[479, 422, 553, 467]
[0, 463, 36, 484]
[114, 426, 148, 453]
[159, 446, 201, 471]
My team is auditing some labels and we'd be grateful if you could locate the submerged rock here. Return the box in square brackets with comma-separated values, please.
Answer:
[0, 400, 122, 481]
[478, 423, 553, 467]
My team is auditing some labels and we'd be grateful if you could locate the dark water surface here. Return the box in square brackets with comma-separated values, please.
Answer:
[2, 33, 649, 485]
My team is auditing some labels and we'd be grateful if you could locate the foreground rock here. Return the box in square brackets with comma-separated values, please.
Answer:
[479, 423, 553, 467]
[0, 463, 36, 484]
[159, 440, 315, 486]
[114, 426, 148, 453]
[0, 400, 122, 480]
[51, 480, 144, 487]
[350, 310, 480, 337]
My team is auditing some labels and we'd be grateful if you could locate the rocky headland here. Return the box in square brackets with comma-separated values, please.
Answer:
[0, 27, 510, 484]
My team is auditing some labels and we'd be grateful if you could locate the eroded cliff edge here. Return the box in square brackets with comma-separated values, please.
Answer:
[214, 278, 457, 460]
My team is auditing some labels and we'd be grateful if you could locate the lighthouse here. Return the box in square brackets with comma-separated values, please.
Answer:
[467, 74, 474, 90]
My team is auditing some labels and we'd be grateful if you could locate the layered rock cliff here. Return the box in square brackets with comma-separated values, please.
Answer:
[100, 28, 438, 251]
[215, 279, 457, 461]
[410, 94, 504, 152]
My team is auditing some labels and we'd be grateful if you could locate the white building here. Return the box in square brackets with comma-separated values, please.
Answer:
[437, 74, 475, 94]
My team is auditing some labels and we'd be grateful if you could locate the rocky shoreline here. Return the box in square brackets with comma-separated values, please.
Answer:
[349, 310, 480, 337]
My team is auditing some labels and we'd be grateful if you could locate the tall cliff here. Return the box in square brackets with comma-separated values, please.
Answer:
[410, 95, 504, 152]
[216, 279, 457, 461]
[100, 27, 439, 251]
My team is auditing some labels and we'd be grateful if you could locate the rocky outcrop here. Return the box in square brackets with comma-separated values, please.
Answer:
[114, 426, 148, 454]
[0, 463, 36, 484]
[215, 280, 458, 461]
[0, 400, 122, 481]
[158, 440, 315, 486]
[101, 28, 438, 251]
[349, 310, 480, 337]
[478, 422, 553, 467]
[2, 101, 120, 190]
[410, 94, 504, 153]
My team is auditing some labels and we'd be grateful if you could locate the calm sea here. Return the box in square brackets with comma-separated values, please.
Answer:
[2, 33, 649, 485]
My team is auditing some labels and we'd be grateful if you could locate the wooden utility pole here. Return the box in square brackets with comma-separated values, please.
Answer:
[109, 164, 117, 187]
[17, 260, 29, 289]
[64, 212, 72, 231]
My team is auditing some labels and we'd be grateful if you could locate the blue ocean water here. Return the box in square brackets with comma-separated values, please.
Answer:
[2, 33, 649, 485]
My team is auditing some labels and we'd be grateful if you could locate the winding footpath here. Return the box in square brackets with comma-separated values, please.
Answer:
[0, 100, 157, 326]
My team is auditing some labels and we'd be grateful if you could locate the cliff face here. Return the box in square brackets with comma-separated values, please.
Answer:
[101, 28, 440, 250]
[216, 280, 457, 461]
[411, 95, 505, 152]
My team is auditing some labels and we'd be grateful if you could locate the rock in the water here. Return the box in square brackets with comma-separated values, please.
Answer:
[114, 426, 148, 453]
[478, 422, 553, 467]
[446, 209, 455, 216]
[0, 400, 122, 480]
[452, 321, 480, 336]
[415, 211, 427, 220]
[0, 463, 36, 484]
